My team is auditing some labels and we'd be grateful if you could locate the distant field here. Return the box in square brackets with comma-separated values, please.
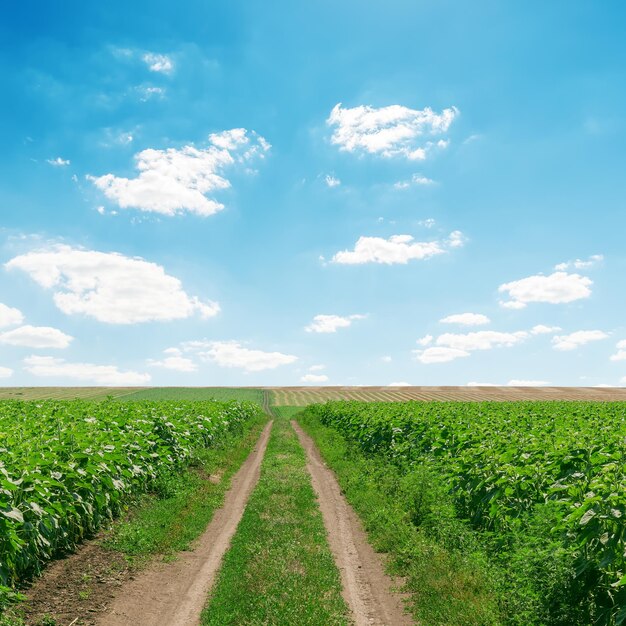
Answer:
[122, 387, 265, 403]
[0, 387, 144, 400]
[1, 386, 625, 405]
[269, 385, 626, 405]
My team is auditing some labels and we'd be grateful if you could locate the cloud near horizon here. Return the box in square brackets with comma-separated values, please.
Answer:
[6, 245, 219, 324]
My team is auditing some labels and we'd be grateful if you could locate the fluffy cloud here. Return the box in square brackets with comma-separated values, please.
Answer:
[142, 52, 173, 73]
[331, 231, 464, 265]
[47, 157, 70, 167]
[0, 325, 73, 349]
[413, 346, 470, 364]
[0, 366, 12, 378]
[88, 129, 270, 217]
[183, 340, 297, 372]
[305, 314, 366, 333]
[555, 254, 603, 271]
[530, 324, 562, 335]
[394, 174, 435, 189]
[0, 303, 24, 328]
[498, 272, 592, 308]
[416, 334, 433, 346]
[610, 340, 626, 362]
[552, 330, 609, 351]
[147, 354, 197, 372]
[325, 175, 341, 187]
[436, 330, 528, 351]
[6, 245, 219, 324]
[388, 381, 411, 386]
[309, 364, 326, 372]
[508, 379, 551, 386]
[440, 313, 490, 326]
[24, 356, 150, 385]
[327, 103, 458, 160]
[301, 373, 329, 383]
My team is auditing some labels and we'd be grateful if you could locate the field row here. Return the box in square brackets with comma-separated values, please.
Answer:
[305, 400, 626, 625]
[0, 398, 263, 605]
[2, 386, 626, 404]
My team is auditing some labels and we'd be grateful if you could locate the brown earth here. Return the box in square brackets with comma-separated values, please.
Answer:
[271, 385, 626, 405]
[96, 420, 272, 626]
[292, 420, 413, 626]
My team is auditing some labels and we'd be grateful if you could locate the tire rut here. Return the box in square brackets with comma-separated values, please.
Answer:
[97, 420, 273, 626]
[292, 420, 413, 626]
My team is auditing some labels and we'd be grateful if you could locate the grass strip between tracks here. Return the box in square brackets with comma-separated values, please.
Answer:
[297, 409, 502, 626]
[201, 416, 350, 625]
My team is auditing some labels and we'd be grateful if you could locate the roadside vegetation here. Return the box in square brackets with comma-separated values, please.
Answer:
[0, 398, 264, 620]
[202, 416, 349, 625]
[122, 387, 264, 403]
[301, 400, 626, 625]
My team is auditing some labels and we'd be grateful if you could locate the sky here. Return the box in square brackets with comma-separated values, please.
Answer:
[1, 0, 626, 387]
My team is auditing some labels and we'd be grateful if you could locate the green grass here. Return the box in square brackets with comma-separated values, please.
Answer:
[297, 410, 501, 626]
[267, 405, 302, 419]
[202, 418, 349, 626]
[107, 413, 267, 561]
[121, 387, 264, 403]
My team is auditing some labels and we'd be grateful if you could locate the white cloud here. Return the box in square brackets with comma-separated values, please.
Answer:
[147, 355, 197, 372]
[467, 382, 498, 386]
[6, 245, 219, 324]
[498, 272, 592, 308]
[331, 231, 464, 265]
[388, 381, 411, 386]
[142, 52, 173, 74]
[88, 129, 270, 217]
[440, 313, 490, 326]
[416, 334, 433, 346]
[136, 86, 165, 101]
[394, 174, 435, 189]
[184, 340, 297, 372]
[381, 355, 392, 363]
[24, 356, 150, 385]
[0, 325, 73, 349]
[621, 377, 626, 385]
[0, 366, 12, 378]
[309, 364, 326, 372]
[555, 254, 603, 271]
[552, 330, 609, 351]
[0, 303, 24, 328]
[610, 340, 626, 362]
[325, 174, 341, 187]
[413, 346, 470, 364]
[530, 324, 562, 335]
[436, 330, 529, 351]
[508, 379, 551, 387]
[47, 157, 70, 167]
[305, 314, 366, 333]
[301, 373, 329, 383]
[419, 218, 436, 228]
[327, 102, 458, 160]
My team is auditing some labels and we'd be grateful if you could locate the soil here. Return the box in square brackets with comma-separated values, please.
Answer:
[292, 421, 413, 626]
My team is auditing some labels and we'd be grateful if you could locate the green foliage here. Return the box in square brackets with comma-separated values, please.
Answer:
[305, 400, 626, 625]
[121, 387, 264, 403]
[0, 398, 262, 608]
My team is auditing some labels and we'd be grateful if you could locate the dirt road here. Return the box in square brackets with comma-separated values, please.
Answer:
[97, 421, 273, 626]
[292, 421, 413, 626]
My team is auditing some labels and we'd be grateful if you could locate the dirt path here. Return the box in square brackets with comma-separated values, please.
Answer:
[292, 421, 413, 626]
[97, 420, 273, 626]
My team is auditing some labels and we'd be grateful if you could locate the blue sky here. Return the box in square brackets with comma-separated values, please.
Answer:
[1, 0, 625, 387]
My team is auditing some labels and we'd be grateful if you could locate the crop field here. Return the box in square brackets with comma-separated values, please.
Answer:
[270, 385, 626, 405]
[0, 387, 145, 401]
[304, 400, 626, 625]
[121, 387, 265, 403]
[0, 397, 262, 608]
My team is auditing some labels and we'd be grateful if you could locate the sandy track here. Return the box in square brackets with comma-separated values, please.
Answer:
[97, 421, 273, 626]
[292, 421, 413, 626]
